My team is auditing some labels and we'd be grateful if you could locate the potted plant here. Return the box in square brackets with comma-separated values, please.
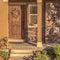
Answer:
[0, 57, 4, 60]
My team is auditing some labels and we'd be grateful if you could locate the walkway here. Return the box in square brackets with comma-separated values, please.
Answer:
[8, 42, 42, 60]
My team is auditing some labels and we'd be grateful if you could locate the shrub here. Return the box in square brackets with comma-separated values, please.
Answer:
[54, 56, 60, 60]
[33, 54, 49, 60]
[41, 49, 47, 55]
[0, 51, 8, 60]
[47, 48, 55, 55]
[54, 44, 60, 56]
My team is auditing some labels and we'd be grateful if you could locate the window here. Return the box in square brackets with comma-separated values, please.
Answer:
[30, 15, 37, 24]
[29, 4, 37, 26]
[30, 6, 37, 14]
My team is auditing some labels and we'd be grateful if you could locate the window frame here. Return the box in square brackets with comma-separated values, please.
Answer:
[28, 4, 37, 27]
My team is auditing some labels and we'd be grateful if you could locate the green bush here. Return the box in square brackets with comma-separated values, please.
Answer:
[33, 54, 49, 60]
[42, 50, 47, 55]
[0, 51, 8, 60]
[54, 44, 60, 56]
[47, 48, 55, 55]
[54, 56, 60, 60]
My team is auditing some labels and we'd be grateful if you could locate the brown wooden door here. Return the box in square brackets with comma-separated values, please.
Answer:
[8, 4, 21, 39]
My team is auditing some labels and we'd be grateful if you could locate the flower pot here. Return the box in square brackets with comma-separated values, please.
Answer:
[0, 57, 4, 60]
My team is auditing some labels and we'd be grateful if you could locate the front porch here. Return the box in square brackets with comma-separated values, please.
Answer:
[1, 0, 60, 60]
[7, 0, 43, 47]
[0, 0, 43, 59]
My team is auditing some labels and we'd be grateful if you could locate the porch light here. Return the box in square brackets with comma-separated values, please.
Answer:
[3, 0, 8, 2]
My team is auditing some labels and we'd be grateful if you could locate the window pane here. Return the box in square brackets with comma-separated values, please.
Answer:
[30, 6, 37, 14]
[30, 15, 37, 25]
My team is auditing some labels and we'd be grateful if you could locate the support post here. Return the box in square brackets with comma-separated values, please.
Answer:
[37, 0, 43, 47]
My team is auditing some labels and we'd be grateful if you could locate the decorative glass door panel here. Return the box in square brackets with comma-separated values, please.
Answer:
[45, 2, 60, 43]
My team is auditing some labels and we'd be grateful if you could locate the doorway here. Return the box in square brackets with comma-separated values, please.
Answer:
[8, 3, 25, 39]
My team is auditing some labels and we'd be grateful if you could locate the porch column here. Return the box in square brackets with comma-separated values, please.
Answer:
[37, 0, 43, 47]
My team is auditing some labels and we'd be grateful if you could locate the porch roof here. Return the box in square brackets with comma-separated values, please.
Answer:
[9, 0, 37, 2]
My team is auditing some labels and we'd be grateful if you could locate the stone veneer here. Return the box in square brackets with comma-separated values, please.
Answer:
[45, 2, 60, 43]
[28, 27, 37, 42]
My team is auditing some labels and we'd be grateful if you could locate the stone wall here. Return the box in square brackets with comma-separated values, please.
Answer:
[45, 2, 60, 43]
[28, 27, 37, 42]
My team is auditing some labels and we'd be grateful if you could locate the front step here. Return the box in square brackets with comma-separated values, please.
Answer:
[8, 38, 24, 43]
[10, 50, 33, 57]
[8, 42, 40, 60]
[9, 49, 34, 60]
[11, 50, 33, 53]
[9, 57, 23, 60]
[10, 53, 33, 57]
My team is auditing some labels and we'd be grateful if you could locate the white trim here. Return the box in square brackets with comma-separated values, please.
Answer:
[37, 42, 43, 47]
[28, 4, 37, 26]
[28, 25, 37, 28]
[30, 14, 37, 15]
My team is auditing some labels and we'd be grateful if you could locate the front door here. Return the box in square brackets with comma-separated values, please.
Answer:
[8, 4, 21, 39]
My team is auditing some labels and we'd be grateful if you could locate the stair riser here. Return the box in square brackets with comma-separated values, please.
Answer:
[11, 50, 33, 53]
[11, 52, 32, 54]
[8, 39, 24, 43]
[10, 54, 33, 57]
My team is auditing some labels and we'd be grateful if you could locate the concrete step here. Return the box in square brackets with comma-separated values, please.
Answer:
[11, 50, 33, 54]
[10, 49, 33, 57]
[8, 38, 24, 43]
[9, 57, 23, 60]
[8, 42, 41, 60]
[8, 43, 39, 50]
[10, 53, 33, 57]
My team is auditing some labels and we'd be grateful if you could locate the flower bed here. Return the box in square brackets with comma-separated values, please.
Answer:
[33, 44, 60, 60]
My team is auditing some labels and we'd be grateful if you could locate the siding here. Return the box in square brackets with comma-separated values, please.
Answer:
[0, 2, 8, 38]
